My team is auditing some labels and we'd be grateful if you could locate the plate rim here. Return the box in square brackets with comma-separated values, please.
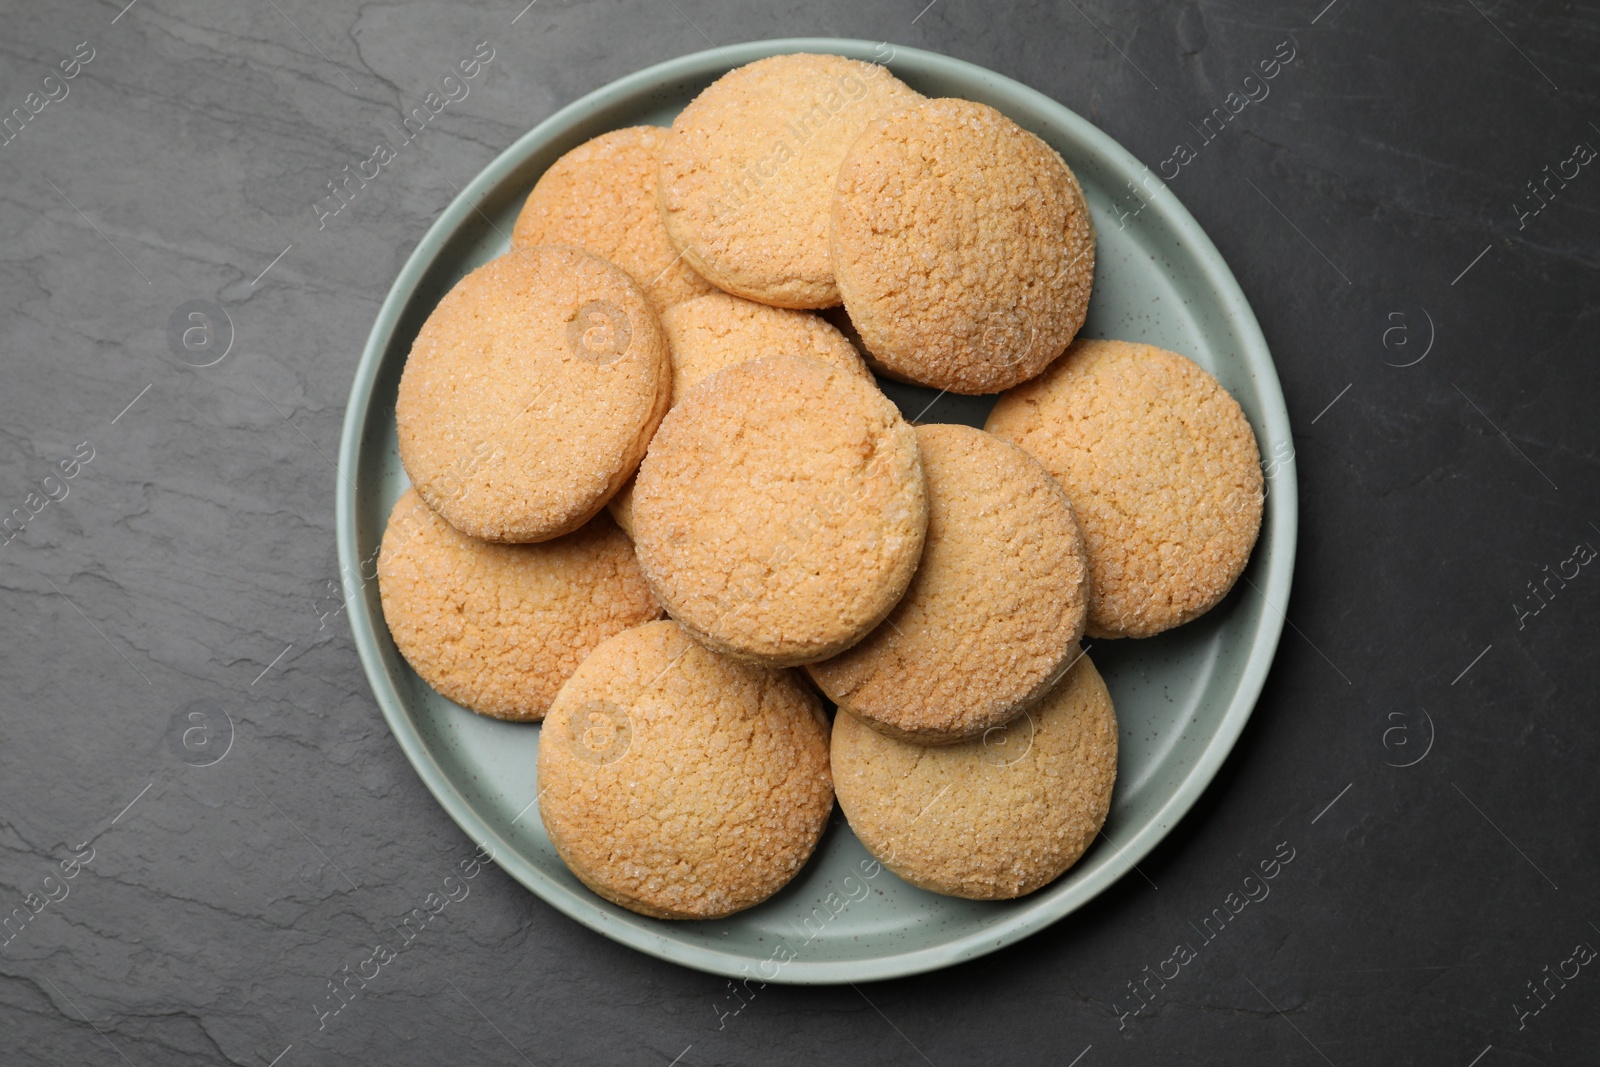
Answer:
[336, 35, 1299, 984]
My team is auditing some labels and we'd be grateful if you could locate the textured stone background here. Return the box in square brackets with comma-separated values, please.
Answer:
[1, 1, 1596, 1064]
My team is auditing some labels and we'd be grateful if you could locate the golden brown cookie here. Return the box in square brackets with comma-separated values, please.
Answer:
[985, 339, 1264, 639]
[395, 245, 670, 542]
[831, 97, 1096, 394]
[632, 354, 927, 666]
[511, 126, 715, 314]
[607, 292, 871, 535]
[832, 652, 1117, 900]
[658, 53, 923, 308]
[662, 291, 871, 398]
[377, 488, 661, 721]
[537, 620, 833, 919]
[806, 423, 1089, 743]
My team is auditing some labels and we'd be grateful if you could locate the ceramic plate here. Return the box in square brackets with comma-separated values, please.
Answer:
[336, 37, 1297, 983]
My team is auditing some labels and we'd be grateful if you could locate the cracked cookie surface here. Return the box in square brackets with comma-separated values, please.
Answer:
[831, 97, 1095, 394]
[377, 488, 661, 721]
[608, 291, 870, 536]
[395, 245, 670, 542]
[985, 339, 1263, 638]
[538, 620, 833, 919]
[511, 126, 715, 314]
[658, 53, 922, 308]
[632, 354, 926, 666]
[832, 653, 1117, 900]
[807, 423, 1089, 743]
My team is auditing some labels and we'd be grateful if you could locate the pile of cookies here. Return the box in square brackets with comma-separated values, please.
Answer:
[378, 53, 1264, 920]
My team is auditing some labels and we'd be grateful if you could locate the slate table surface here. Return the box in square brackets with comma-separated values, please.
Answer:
[1, 1, 1596, 1064]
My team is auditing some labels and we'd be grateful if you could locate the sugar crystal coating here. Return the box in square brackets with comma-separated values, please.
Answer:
[659, 53, 923, 308]
[833, 653, 1118, 900]
[538, 620, 833, 919]
[632, 354, 927, 666]
[512, 126, 715, 314]
[832, 97, 1095, 394]
[986, 339, 1264, 638]
[807, 423, 1090, 742]
[378, 489, 661, 721]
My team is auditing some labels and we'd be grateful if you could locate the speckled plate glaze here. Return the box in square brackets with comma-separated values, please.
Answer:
[337, 38, 1297, 984]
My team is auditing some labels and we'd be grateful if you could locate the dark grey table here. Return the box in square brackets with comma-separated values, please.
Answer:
[2, 1, 1595, 1064]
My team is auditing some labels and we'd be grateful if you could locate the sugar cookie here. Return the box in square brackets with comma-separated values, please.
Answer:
[632, 354, 926, 666]
[985, 339, 1263, 638]
[395, 245, 670, 542]
[807, 423, 1089, 743]
[511, 126, 715, 314]
[377, 489, 661, 721]
[832, 97, 1095, 393]
[832, 653, 1117, 900]
[538, 620, 833, 919]
[658, 53, 922, 308]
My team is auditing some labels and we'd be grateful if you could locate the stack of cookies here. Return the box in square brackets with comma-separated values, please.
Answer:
[379, 53, 1265, 920]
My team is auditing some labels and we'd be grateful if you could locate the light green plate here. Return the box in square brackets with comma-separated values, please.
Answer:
[336, 38, 1297, 984]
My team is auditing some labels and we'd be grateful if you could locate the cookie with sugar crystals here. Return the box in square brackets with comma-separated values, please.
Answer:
[538, 620, 833, 919]
[831, 96, 1095, 394]
[511, 125, 715, 314]
[395, 244, 670, 542]
[631, 354, 926, 666]
[807, 423, 1090, 743]
[658, 52, 923, 308]
[608, 291, 870, 536]
[832, 652, 1117, 900]
[985, 338, 1263, 638]
[377, 488, 662, 721]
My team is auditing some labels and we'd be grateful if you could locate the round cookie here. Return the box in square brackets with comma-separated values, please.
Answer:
[395, 245, 670, 542]
[662, 291, 871, 399]
[658, 53, 923, 308]
[831, 97, 1096, 394]
[511, 126, 715, 314]
[985, 339, 1264, 639]
[607, 292, 871, 536]
[377, 488, 661, 721]
[832, 652, 1118, 900]
[537, 620, 833, 919]
[632, 354, 927, 667]
[806, 423, 1089, 743]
